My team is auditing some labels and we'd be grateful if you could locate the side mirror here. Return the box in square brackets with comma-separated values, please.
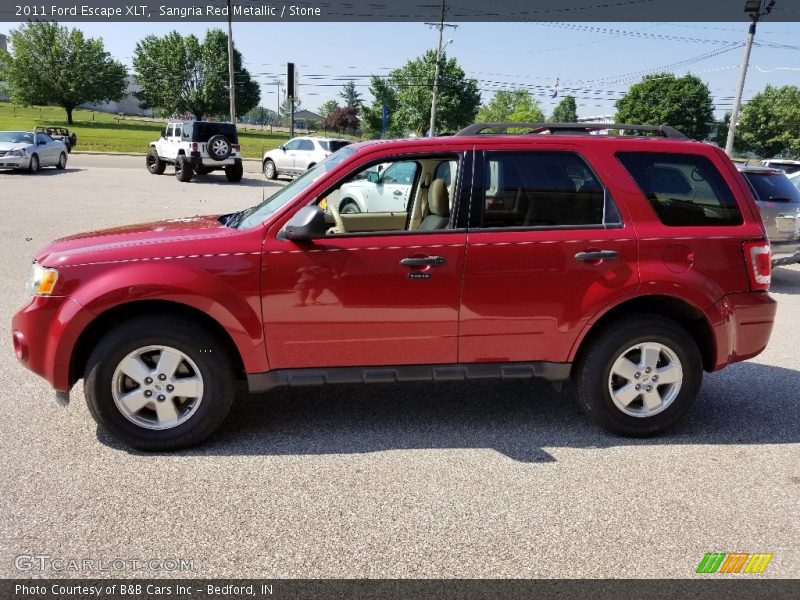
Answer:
[38, 139, 46, 145]
[279, 145, 286, 152]
[283, 206, 327, 241]
[367, 171, 380, 184]
[161, 129, 167, 138]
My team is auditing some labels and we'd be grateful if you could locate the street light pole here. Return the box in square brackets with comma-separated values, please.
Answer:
[226, 0, 236, 123]
[427, 1, 456, 137]
[725, 0, 776, 156]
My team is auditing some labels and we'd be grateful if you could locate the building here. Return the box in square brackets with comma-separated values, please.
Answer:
[79, 75, 154, 117]
[293, 109, 322, 130]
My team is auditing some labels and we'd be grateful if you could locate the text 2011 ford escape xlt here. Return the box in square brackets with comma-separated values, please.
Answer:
[12, 123, 776, 450]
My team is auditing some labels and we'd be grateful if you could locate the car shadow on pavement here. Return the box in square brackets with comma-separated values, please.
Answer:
[770, 266, 800, 293]
[97, 362, 800, 462]
[191, 175, 277, 189]
[1, 167, 84, 176]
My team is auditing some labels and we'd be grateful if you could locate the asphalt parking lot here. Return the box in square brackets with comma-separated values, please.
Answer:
[0, 153, 798, 579]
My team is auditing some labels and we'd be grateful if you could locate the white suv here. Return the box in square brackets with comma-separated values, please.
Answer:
[262, 137, 351, 180]
[146, 121, 243, 183]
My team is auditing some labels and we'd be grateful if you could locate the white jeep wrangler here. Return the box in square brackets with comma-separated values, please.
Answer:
[146, 120, 244, 183]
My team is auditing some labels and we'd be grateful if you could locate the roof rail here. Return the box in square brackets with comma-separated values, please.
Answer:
[455, 122, 688, 139]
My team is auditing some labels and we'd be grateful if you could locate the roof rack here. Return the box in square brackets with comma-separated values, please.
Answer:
[455, 122, 688, 139]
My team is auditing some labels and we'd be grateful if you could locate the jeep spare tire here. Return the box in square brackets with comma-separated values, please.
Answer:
[207, 134, 232, 161]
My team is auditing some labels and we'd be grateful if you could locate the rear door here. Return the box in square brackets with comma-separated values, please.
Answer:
[459, 146, 639, 364]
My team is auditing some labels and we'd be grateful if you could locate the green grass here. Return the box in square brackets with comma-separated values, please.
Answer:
[0, 102, 293, 159]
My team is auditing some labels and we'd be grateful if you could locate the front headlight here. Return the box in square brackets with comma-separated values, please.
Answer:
[26, 262, 60, 296]
[7, 149, 27, 157]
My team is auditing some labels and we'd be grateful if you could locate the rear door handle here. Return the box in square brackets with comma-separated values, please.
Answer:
[400, 256, 446, 267]
[574, 250, 619, 261]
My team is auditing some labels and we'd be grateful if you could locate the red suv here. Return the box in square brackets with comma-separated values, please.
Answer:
[12, 123, 776, 450]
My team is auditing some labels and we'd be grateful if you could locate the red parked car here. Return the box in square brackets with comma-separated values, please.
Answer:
[12, 123, 776, 450]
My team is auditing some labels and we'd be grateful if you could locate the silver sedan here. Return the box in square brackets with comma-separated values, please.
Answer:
[0, 130, 68, 173]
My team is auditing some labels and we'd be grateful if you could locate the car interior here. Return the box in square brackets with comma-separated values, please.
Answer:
[317, 156, 460, 235]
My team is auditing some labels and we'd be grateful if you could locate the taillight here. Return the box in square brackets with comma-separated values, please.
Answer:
[232, 144, 240, 153]
[191, 142, 198, 151]
[743, 240, 771, 290]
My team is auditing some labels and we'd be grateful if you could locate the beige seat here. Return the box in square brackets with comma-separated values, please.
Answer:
[417, 178, 450, 231]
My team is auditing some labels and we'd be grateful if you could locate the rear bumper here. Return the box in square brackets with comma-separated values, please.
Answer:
[708, 291, 776, 371]
[188, 152, 241, 170]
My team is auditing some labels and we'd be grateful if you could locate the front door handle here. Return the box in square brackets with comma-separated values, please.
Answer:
[574, 250, 619, 261]
[400, 256, 446, 268]
[393, 190, 404, 196]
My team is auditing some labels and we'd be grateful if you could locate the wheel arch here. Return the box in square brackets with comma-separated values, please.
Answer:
[570, 294, 716, 373]
[69, 299, 246, 388]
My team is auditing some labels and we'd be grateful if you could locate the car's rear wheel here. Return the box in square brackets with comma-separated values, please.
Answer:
[84, 316, 236, 451]
[339, 199, 361, 214]
[56, 152, 67, 170]
[225, 162, 244, 182]
[146, 149, 166, 175]
[175, 155, 193, 182]
[28, 154, 39, 173]
[575, 315, 702, 437]
[263, 159, 277, 179]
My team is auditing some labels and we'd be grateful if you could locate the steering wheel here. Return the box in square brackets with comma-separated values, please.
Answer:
[328, 198, 347, 234]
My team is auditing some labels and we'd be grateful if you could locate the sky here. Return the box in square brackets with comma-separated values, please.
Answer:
[7, 19, 800, 119]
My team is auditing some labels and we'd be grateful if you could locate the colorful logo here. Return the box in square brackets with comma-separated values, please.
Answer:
[696, 552, 773, 574]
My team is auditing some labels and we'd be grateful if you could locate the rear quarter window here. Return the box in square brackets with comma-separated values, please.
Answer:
[617, 152, 743, 226]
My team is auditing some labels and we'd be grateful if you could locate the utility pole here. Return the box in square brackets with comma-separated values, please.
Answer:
[269, 80, 282, 131]
[725, 0, 776, 156]
[226, 0, 236, 123]
[426, 1, 457, 137]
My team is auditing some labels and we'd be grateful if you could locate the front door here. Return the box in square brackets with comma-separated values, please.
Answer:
[260, 153, 470, 370]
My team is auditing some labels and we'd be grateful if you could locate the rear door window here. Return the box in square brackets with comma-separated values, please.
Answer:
[617, 152, 743, 226]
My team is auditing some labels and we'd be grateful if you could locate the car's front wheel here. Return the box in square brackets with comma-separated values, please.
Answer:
[263, 159, 276, 179]
[56, 152, 67, 170]
[146, 149, 166, 175]
[339, 199, 361, 214]
[28, 154, 40, 173]
[84, 316, 236, 451]
[575, 315, 702, 437]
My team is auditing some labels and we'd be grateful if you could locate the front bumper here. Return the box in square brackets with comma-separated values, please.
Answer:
[0, 155, 30, 169]
[12, 295, 92, 392]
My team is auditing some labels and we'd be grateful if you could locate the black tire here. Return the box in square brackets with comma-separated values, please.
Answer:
[175, 155, 193, 182]
[146, 149, 166, 175]
[56, 152, 67, 170]
[65, 143, 72, 154]
[206, 134, 232, 161]
[28, 154, 39, 173]
[263, 159, 277, 179]
[339, 199, 361, 214]
[84, 316, 237, 451]
[69, 132, 77, 146]
[574, 314, 702, 437]
[225, 162, 244, 182]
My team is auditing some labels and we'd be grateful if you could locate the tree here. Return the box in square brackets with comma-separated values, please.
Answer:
[361, 76, 400, 138]
[4, 22, 126, 124]
[736, 85, 800, 158]
[322, 106, 360, 132]
[477, 89, 544, 123]
[369, 51, 480, 137]
[615, 73, 714, 141]
[244, 106, 279, 126]
[133, 29, 259, 121]
[319, 99, 340, 119]
[339, 80, 363, 109]
[550, 95, 578, 123]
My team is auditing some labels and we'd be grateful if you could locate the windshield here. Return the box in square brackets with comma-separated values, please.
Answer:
[745, 172, 800, 203]
[234, 145, 358, 229]
[0, 131, 33, 144]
